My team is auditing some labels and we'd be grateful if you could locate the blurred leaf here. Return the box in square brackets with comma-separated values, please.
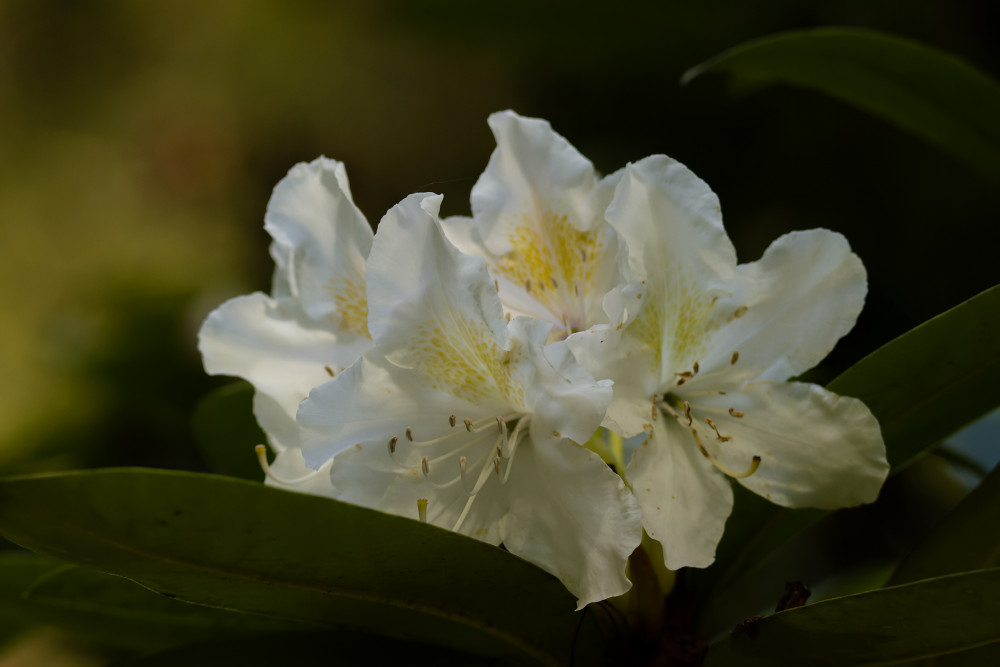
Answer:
[191, 381, 266, 481]
[697, 286, 1000, 612]
[683, 28, 1000, 183]
[0, 469, 606, 666]
[888, 462, 1000, 586]
[704, 568, 1000, 666]
[0, 551, 300, 652]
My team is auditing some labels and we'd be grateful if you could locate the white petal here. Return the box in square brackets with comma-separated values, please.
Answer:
[567, 325, 661, 437]
[265, 447, 337, 499]
[519, 326, 612, 446]
[696, 381, 888, 509]
[297, 354, 486, 469]
[606, 156, 742, 383]
[265, 157, 372, 336]
[704, 230, 868, 383]
[500, 439, 641, 609]
[451, 111, 626, 334]
[627, 416, 734, 570]
[198, 292, 369, 449]
[365, 193, 523, 410]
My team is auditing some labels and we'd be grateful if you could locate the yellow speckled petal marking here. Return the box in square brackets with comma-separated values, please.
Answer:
[412, 312, 525, 407]
[629, 265, 720, 373]
[493, 208, 607, 331]
[326, 275, 371, 339]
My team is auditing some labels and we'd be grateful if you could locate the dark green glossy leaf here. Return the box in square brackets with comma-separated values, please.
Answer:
[191, 381, 267, 481]
[705, 568, 1000, 666]
[683, 28, 1000, 182]
[888, 462, 1000, 586]
[0, 469, 606, 666]
[0, 551, 300, 652]
[696, 286, 1000, 616]
[117, 632, 492, 667]
[830, 285, 1000, 471]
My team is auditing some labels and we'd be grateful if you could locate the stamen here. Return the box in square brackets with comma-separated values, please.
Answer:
[464, 418, 473, 432]
[494, 457, 502, 476]
[729, 408, 745, 418]
[675, 371, 694, 379]
[388, 436, 398, 455]
[731, 350, 740, 365]
[417, 498, 428, 523]
[406, 427, 414, 442]
[704, 417, 732, 442]
[683, 401, 693, 426]
[324, 365, 335, 377]
[690, 430, 760, 479]
[734, 305, 748, 319]
[676, 376, 686, 386]
[421, 456, 431, 477]
[496, 416, 505, 434]
[255, 445, 321, 485]
[693, 361, 700, 375]
[449, 414, 456, 427]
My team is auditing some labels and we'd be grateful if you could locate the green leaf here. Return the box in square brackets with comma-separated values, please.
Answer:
[191, 381, 267, 481]
[682, 28, 1000, 182]
[0, 551, 300, 652]
[888, 462, 1000, 586]
[118, 632, 493, 667]
[0, 469, 606, 666]
[704, 568, 1000, 666]
[829, 284, 1000, 471]
[696, 286, 1000, 616]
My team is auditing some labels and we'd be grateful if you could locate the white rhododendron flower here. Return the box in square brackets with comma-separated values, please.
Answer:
[198, 157, 374, 496]
[297, 192, 642, 607]
[568, 156, 889, 570]
[442, 111, 626, 340]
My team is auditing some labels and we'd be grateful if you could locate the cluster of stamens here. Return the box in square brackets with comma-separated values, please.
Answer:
[655, 350, 762, 480]
[386, 411, 527, 531]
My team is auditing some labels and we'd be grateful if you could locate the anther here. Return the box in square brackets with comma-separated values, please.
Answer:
[324, 365, 335, 377]
[505, 312, 511, 322]
[675, 371, 694, 379]
[417, 498, 428, 523]
[683, 401, 693, 426]
[693, 361, 700, 375]
[494, 457, 502, 476]
[464, 418, 473, 432]
[496, 416, 505, 434]
[460, 455, 467, 475]
[731, 350, 740, 365]
[729, 408, 745, 418]
[421, 457, 430, 477]
[704, 417, 732, 442]
[406, 427, 414, 442]
[734, 305, 748, 319]
[676, 377, 687, 386]
[551, 278, 559, 289]
[494, 279, 499, 292]
[525, 279, 532, 293]
[388, 436, 398, 454]
[449, 414, 457, 427]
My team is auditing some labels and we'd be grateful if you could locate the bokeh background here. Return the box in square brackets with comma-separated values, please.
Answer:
[0, 1, 998, 660]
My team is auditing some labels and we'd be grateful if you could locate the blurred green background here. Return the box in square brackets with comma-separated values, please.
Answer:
[0, 1, 997, 493]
